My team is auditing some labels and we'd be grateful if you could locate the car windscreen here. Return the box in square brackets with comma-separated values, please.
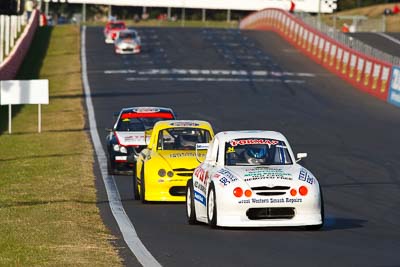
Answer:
[225, 138, 293, 166]
[110, 23, 125, 29]
[157, 127, 211, 150]
[116, 112, 174, 131]
[119, 32, 136, 39]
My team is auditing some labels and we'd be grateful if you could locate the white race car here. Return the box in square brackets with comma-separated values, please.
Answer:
[186, 130, 324, 229]
[114, 29, 141, 54]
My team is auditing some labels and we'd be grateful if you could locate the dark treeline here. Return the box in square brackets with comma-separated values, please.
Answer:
[43, 1, 400, 22]
[338, 0, 399, 10]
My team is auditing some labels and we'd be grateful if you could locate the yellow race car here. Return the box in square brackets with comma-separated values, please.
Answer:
[135, 120, 214, 202]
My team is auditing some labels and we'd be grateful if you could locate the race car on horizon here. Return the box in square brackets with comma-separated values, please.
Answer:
[186, 130, 324, 229]
[104, 20, 126, 44]
[106, 107, 176, 175]
[114, 29, 141, 54]
[135, 120, 214, 202]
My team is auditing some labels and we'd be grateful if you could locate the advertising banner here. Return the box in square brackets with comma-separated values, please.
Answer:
[388, 66, 400, 107]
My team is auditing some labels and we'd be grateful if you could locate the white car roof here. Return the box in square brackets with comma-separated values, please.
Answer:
[214, 130, 289, 143]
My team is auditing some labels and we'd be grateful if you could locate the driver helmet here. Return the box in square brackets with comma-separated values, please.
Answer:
[244, 145, 267, 164]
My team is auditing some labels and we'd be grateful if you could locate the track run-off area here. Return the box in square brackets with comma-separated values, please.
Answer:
[83, 26, 400, 267]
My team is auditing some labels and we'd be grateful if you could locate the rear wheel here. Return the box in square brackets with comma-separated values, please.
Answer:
[305, 185, 324, 230]
[140, 164, 147, 204]
[186, 180, 197, 224]
[207, 183, 217, 228]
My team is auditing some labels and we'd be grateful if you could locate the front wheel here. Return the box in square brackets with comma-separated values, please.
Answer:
[133, 163, 140, 200]
[305, 185, 324, 230]
[140, 164, 147, 204]
[207, 183, 217, 228]
[186, 179, 197, 225]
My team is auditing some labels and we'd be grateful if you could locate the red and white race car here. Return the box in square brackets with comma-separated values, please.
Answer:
[104, 20, 126, 44]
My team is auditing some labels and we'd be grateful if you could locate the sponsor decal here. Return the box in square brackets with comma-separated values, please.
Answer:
[381, 67, 390, 93]
[216, 169, 238, 186]
[132, 107, 160, 113]
[336, 48, 343, 70]
[229, 139, 279, 147]
[298, 168, 314, 185]
[169, 121, 200, 127]
[388, 66, 400, 107]
[323, 42, 330, 64]
[329, 45, 337, 67]
[312, 35, 319, 56]
[194, 180, 206, 193]
[364, 61, 373, 86]
[317, 38, 325, 60]
[238, 197, 302, 204]
[349, 54, 357, 78]
[244, 167, 292, 182]
[194, 167, 209, 185]
[170, 152, 206, 158]
[342, 51, 350, 74]
[372, 64, 382, 90]
[307, 32, 313, 52]
[194, 190, 206, 206]
[356, 58, 364, 82]
[227, 147, 235, 153]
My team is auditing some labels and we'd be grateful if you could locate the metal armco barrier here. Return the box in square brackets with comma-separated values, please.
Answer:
[0, 10, 39, 80]
[239, 8, 396, 104]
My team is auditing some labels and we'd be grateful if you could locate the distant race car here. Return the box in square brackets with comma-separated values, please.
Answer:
[186, 130, 324, 229]
[104, 20, 126, 44]
[114, 29, 141, 54]
[135, 120, 214, 202]
[106, 107, 176, 175]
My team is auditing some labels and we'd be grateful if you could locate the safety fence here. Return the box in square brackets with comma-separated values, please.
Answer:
[0, 10, 39, 80]
[239, 8, 400, 107]
[0, 14, 26, 63]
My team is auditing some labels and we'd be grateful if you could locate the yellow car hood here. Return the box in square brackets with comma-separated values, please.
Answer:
[158, 150, 206, 170]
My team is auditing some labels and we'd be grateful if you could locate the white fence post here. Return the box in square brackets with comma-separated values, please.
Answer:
[10, 16, 15, 48]
[5, 16, 10, 56]
[0, 15, 4, 63]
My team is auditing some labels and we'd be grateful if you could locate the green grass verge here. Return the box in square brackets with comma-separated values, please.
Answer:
[0, 25, 122, 266]
[85, 18, 239, 28]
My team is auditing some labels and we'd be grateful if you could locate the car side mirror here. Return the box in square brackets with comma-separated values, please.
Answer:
[296, 153, 308, 162]
[105, 128, 113, 132]
[195, 143, 209, 163]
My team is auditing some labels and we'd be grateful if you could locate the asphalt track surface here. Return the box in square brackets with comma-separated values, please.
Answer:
[85, 27, 400, 267]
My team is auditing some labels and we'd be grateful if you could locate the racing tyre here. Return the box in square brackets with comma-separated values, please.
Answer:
[186, 179, 197, 224]
[207, 183, 218, 228]
[305, 185, 324, 231]
[133, 163, 140, 200]
[140, 164, 147, 204]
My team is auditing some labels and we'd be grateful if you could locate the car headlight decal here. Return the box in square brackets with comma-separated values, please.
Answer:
[120, 146, 127, 153]
[167, 171, 174, 177]
[299, 186, 308, 196]
[158, 169, 166, 177]
[113, 144, 120, 152]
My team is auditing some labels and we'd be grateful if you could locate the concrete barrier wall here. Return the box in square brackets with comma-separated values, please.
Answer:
[240, 9, 393, 103]
[0, 10, 39, 80]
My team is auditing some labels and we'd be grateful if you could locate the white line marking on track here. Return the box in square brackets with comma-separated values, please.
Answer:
[103, 68, 316, 77]
[376, 32, 400, 46]
[81, 26, 161, 267]
[126, 77, 305, 83]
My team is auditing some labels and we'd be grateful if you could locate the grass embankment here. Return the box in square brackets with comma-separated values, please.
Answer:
[324, 3, 400, 32]
[0, 26, 122, 266]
